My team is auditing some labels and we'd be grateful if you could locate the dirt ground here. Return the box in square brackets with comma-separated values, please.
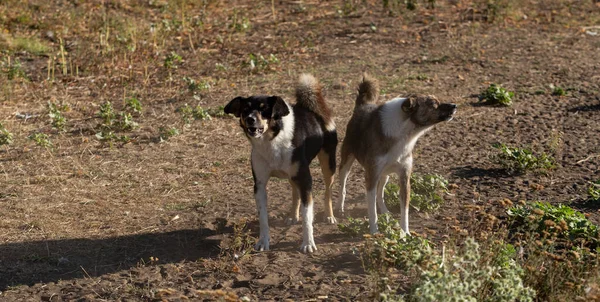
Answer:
[1, 0, 599, 301]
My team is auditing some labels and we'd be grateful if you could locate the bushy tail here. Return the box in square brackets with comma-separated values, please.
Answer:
[295, 74, 335, 131]
[355, 73, 379, 106]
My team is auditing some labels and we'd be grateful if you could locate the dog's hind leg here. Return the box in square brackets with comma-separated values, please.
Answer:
[318, 150, 336, 224]
[293, 165, 317, 253]
[377, 175, 390, 214]
[337, 151, 355, 214]
[365, 169, 381, 234]
[286, 179, 300, 225]
[397, 161, 413, 235]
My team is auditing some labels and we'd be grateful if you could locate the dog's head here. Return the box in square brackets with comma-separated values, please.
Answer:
[401, 95, 457, 127]
[224, 95, 290, 139]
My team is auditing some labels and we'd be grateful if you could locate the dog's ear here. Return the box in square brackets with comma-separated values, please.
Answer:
[224, 97, 244, 117]
[268, 96, 289, 119]
[401, 96, 417, 113]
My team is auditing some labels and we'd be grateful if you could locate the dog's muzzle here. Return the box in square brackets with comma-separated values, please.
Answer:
[247, 126, 265, 137]
[441, 104, 457, 121]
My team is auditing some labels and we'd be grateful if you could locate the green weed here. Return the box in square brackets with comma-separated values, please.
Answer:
[0, 123, 13, 146]
[28, 133, 52, 148]
[11, 36, 50, 55]
[159, 127, 179, 141]
[552, 86, 566, 96]
[506, 202, 599, 300]
[1, 57, 27, 81]
[179, 104, 211, 125]
[183, 76, 211, 93]
[479, 84, 514, 106]
[507, 202, 599, 248]
[125, 97, 142, 114]
[247, 53, 279, 72]
[589, 180, 600, 202]
[411, 238, 535, 302]
[48, 102, 68, 132]
[207, 106, 233, 119]
[98, 101, 116, 127]
[493, 143, 554, 174]
[384, 174, 448, 213]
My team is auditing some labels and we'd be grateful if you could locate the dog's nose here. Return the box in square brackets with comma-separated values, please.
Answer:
[450, 104, 457, 109]
[245, 116, 256, 125]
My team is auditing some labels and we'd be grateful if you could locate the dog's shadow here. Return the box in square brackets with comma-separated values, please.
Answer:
[0, 228, 222, 290]
[451, 165, 510, 179]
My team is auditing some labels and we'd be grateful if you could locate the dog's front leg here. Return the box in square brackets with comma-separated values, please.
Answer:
[252, 162, 271, 251]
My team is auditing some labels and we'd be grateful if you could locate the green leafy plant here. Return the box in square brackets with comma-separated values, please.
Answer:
[48, 102, 68, 132]
[179, 104, 212, 125]
[479, 84, 514, 106]
[98, 101, 116, 127]
[589, 180, 600, 202]
[207, 106, 233, 119]
[507, 202, 599, 248]
[247, 53, 279, 72]
[493, 143, 554, 174]
[0, 123, 13, 146]
[411, 238, 536, 302]
[159, 127, 179, 141]
[1, 57, 28, 81]
[552, 86, 566, 96]
[125, 97, 142, 114]
[384, 174, 448, 213]
[163, 51, 183, 69]
[118, 112, 139, 131]
[183, 76, 211, 93]
[28, 133, 52, 148]
[506, 202, 599, 300]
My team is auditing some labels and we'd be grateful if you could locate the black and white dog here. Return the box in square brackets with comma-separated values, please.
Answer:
[338, 74, 457, 235]
[225, 74, 337, 253]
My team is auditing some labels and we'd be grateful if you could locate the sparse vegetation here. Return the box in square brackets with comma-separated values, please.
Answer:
[48, 102, 68, 132]
[479, 84, 514, 106]
[28, 133, 52, 148]
[507, 202, 599, 248]
[493, 143, 555, 174]
[247, 53, 279, 72]
[552, 85, 566, 96]
[589, 180, 600, 202]
[159, 126, 179, 141]
[179, 104, 212, 125]
[125, 97, 142, 114]
[384, 174, 448, 213]
[0, 122, 13, 146]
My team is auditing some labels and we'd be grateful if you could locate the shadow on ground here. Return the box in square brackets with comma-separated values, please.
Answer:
[0, 228, 220, 290]
[451, 166, 510, 179]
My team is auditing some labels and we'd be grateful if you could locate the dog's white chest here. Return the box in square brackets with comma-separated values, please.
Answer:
[251, 143, 294, 178]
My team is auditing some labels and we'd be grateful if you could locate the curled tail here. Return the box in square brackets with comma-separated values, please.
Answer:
[355, 73, 379, 107]
[295, 73, 335, 131]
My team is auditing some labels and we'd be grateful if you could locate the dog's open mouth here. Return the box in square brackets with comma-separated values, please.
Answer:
[247, 127, 265, 137]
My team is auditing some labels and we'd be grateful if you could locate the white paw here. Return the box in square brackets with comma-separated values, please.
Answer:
[300, 241, 317, 253]
[369, 224, 379, 235]
[254, 238, 270, 252]
[326, 216, 337, 224]
[285, 217, 299, 225]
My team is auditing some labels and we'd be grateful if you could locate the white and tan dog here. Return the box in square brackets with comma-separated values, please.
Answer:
[338, 74, 457, 235]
